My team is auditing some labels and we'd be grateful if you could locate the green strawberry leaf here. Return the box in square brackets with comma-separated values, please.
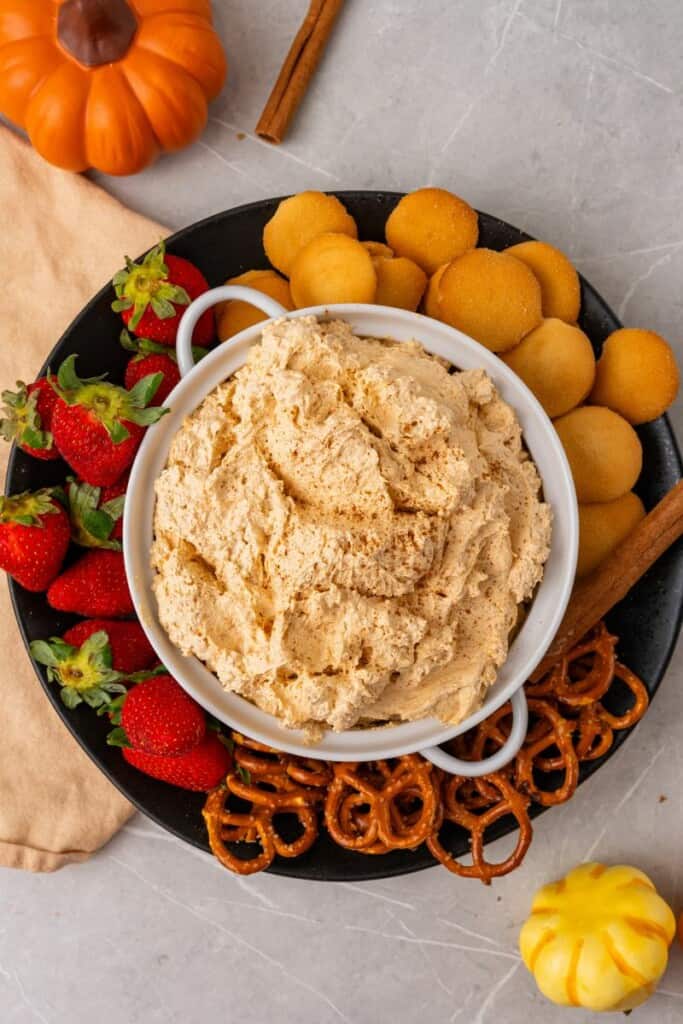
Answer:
[217, 733, 235, 753]
[142, 242, 165, 269]
[50, 486, 68, 509]
[170, 285, 190, 306]
[0, 488, 61, 526]
[112, 269, 130, 289]
[100, 495, 125, 520]
[21, 427, 52, 450]
[57, 354, 83, 392]
[30, 640, 60, 667]
[81, 630, 113, 669]
[68, 480, 121, 550]
[60, 687, 83, 709]
[99, 693, 126, 722]
[150, 297, 176, 320]
[71, 480, 100, 505]
[82, 508, 116, 541]
[103, 682, 127, 695]
[1, 387, 24, 409]
[119, 329, 139, 353]
[126, 406, 170, 427]
[47, 638, 76, 662]
[237, 766, 252, 785]
[120, 329, 196, 364]
[0, 383, 53, 451]
[68, 478, 100, 514]
[125, 665, 167, 684]
[82, 687, 111, 709]
[0, 420, 16, 442]
[107, 726, 132, 748]
[107, 420, 131, 444]
[127, 306, 143, 330]
[128, 372, 162, 408]
[12, 514, 38, 526]
[54, 355, 107, 401]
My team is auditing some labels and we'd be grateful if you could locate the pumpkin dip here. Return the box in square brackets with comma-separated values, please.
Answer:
[151, 317, 551, 739]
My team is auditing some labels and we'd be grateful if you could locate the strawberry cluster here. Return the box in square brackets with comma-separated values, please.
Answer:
[1, 242, 232, 792]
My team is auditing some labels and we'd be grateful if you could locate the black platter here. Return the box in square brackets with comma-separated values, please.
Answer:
[6, 193, 683, 880]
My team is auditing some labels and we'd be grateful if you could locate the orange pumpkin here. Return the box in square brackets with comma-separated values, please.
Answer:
[0, 0, 227, 175]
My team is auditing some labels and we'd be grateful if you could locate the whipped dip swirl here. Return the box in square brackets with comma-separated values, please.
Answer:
[152, 316, 551, 739]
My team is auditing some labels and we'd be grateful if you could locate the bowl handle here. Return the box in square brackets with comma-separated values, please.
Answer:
[176, 286, 288, 377]
[419, 689, 528, 778]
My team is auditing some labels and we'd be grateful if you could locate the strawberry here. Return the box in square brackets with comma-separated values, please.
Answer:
[0, 488, 70, 591]
[30, 629, 127, 709]
[125, 353, 179, 405]
[51, 354, 167, 486]
[107, 674, 206, 756]
[47, 549, 134, 617]
[100, 472, 129, 541]
[122, 733, 232, 791]
[120, 330, 208, 403]
[112, 241, 214, 346]
[62, 619, 157, 675]
[0, 377, 59, 460]
[67, 478, 125, 550]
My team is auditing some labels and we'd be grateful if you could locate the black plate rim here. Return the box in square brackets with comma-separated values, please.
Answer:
[6, 192, 683, 881]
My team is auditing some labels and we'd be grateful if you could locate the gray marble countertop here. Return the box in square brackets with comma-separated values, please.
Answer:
[2, 2, 683, 1021]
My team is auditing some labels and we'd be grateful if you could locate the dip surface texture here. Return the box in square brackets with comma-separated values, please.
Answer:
[152, 317, 551, 736]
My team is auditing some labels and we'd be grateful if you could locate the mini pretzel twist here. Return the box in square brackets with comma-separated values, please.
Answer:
[450, 699, 579, 808]
[594, 661, 650, 729]
[203, 771, 321, 874]
[427, 773, 532, 884]
[324, 756, 441, 852]
[526, 622, 617, 706]
[573, 706, 614, 761]
[202, 732, 328, 873]
[514, 698, 580, 806]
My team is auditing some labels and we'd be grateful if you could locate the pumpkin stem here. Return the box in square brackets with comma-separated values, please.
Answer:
[57, 0, 138, 68]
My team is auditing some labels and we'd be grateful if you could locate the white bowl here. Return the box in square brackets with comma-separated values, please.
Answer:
[124, 288, 578, 777]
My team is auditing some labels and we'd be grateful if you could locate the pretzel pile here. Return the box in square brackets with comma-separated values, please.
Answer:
[203, 622, 649, 880]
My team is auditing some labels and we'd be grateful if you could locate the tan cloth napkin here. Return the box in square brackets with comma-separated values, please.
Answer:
[0, 125, 166, 871]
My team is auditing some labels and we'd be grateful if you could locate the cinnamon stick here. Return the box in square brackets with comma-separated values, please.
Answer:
[256, 0, 345, 144]
[532, 479, 683, 679]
